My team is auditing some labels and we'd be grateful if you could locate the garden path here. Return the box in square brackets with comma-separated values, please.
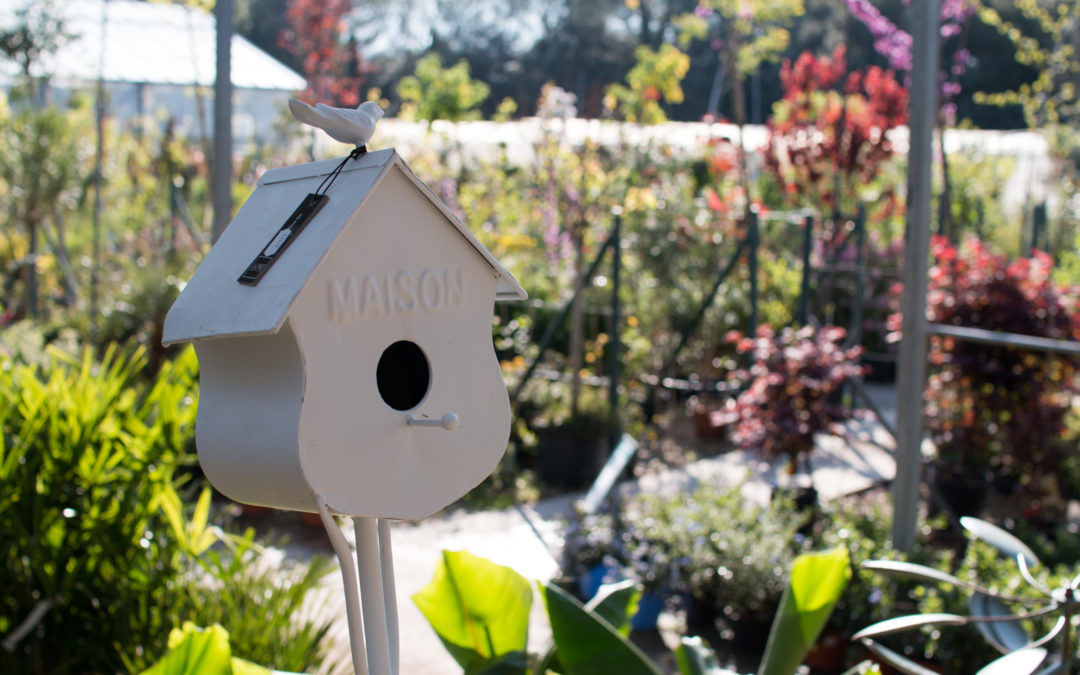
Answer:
[281, 384, 897, 675]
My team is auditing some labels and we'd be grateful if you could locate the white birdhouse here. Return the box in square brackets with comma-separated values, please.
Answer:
[162, 148, 526, 520]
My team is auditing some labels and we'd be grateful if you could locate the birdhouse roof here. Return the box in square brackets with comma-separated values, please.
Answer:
[162, 148, 526, 345]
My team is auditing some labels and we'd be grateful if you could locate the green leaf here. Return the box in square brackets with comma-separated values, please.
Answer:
[674, 636, 726, 675]
[412, 550, 532, 670]
[541, 581, 662, 675]
[758, 547, 851, 675]
[463, 651, 529, 675]
[585, 581, 640, 638]
[139, 623, 235, 675]
[230, 657, 273, 675]
[187, 487, 218, 556]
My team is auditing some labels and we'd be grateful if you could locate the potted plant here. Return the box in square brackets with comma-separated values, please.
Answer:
[560, 508, 622, 600]
[561, 494, 681, 629]
[528, 381, 612, 489]
[668, 481, 810, 647]
[719, 324, 865, 501]
[915, 236, 1080, 518]
[617, 492, 686, 630]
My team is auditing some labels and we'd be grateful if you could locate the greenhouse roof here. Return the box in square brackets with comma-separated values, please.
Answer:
[0, 0, 305, 91]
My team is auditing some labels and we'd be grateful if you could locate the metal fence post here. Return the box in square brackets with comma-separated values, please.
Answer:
[747, 209, 760, 339]
[798, 213, 813, 325]
[608, 215, 622, 452]
[849, 205, 867, 348]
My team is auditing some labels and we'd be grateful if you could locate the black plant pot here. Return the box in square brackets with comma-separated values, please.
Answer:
[929, 464, 989, 517]
[772, 483, 819, 536]
[723, 612, 773, 653]
[685, 593, 718, 628]
[861, 353, 897, 383]
[536, 426, 607, 490]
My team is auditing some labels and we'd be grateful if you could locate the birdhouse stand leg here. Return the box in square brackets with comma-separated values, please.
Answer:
[315, 496, 400, 675]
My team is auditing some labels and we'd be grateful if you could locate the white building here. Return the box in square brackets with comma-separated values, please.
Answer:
[0, 0, 306, 143]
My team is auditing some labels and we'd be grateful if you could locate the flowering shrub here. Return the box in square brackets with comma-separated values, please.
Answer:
[762, 45, 908, 213]
[919, 235, 1080, 489]
[668, 483, 809, 625]
[846, 0, 977, 123]
[560, 481, 809, 624]
[722, 324, 866, 467]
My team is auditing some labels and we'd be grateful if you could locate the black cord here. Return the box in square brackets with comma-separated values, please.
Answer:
[314, 145, 367, 196]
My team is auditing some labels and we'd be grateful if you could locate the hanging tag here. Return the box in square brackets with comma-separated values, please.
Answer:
[238, 193, 329, 285]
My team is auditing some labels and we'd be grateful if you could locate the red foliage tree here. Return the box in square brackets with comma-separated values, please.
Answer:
[762, 45, 908, 213]
[278, 0, 371, 108]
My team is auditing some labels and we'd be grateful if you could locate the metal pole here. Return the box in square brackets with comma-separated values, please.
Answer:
[354, 518, 392, 675]
[1033, 202, 1047, 253]
[849, 206, 867, 348]
[212, 0, 233, 242]
[608, 215, 622, 452]
[893, 0, 939, 552]
[798, 213, 813, 325]
[747, 209, 760, 339]
[643, 236, 750, 420]
[91, 0, 108, 340]
[510, 227, 619, 402]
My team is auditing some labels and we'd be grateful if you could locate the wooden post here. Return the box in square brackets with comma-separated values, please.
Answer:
[893, 0, 939, 552]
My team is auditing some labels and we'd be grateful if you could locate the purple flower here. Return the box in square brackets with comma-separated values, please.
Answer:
[695, 4, 713, 18]
[846, 0, 912, 71]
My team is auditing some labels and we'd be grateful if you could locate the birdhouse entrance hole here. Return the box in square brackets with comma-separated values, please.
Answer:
[376, 340, 430, 411]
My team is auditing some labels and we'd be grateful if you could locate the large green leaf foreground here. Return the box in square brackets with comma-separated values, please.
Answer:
[413, 547, 852, 675]
[138, 623, 272, 675]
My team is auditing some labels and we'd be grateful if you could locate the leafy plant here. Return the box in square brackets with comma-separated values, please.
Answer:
[279, 0, 370, 108]
[0, 345, 334, 673]
[720, 325, 865, 471]
[762, 46, 908, 215]
[138, 622, 271, 675]
[0, 346, 194, 673]
[855, 517, 1077, 674]
[0, 94, 91, 319]
[397, 52, 491, 122]
[416, 546, 849, 675]
[669, 482, 811, 626]
[413, 550, 533, 670]
[171, 526, 336, 673]
[917, 235, 1080, 505]
[604, 44, 690, 124]
[759, 547, 851, 675]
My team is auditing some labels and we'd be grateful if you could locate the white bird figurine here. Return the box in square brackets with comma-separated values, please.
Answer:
[288, 99, 384, 148]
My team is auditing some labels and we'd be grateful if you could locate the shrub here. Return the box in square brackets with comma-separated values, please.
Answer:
[762, 45, 908, 215]
[919, 235, 1080, 497]
[0, 346, 197, 672]
[720, 324, 865, 469]
[0, 346, 334, 673]
[670, 483, 810, 625]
